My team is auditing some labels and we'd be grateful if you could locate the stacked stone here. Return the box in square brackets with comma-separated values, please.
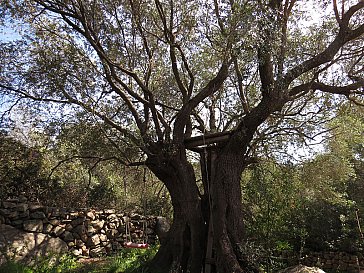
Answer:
[274, 250, 364, 273]
[301, 251, 364, 273]
[0, 197, 157, 257]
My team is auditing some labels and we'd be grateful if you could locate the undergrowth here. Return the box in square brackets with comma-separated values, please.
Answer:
[0, 245, 158, 273]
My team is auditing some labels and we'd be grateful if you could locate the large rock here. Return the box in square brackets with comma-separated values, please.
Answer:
[155, 216, 170, 244]
[279, 265, 326, 273]
[0, 224, 67, 265]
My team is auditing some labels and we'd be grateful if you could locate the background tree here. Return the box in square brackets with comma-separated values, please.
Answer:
[1, 0, 364, 272]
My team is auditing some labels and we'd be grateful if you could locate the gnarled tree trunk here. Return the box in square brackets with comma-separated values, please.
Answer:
[144, 100, 278, 273]
[145, 150, 207, 273]
[208, 98, 282, 273]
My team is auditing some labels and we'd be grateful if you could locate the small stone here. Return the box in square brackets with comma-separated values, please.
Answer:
[8, 211, 19, 219]
[71, 217, 84, 227]
[49, 219, 60, 226]
[11, 220, 24, 226]
[18, 211, 30, 218]
[86, 211, 96, 220]
[107, 214, 119, 222]
[109, 222, 117, 229]
[106, 229, 118, 239]
[18, 195, 28, 202]
[51, 209, 60, 217]
[68, 241, 75, 247]
[76, 239, 85, 247]
[86, 234, 101, 247]
[91, 220, 105, 231]
[2, 201, 17, 209]
[82, 247, 89, 256]
[29, 204, 45, 211]
[15, 203, 28, 212]
[80, 234, 88, 243]
[63, 231, 74, 242]
[30, 211, 46, 219]
[99, 234, 108, 242]
[90, 247, 106, 257]
[104, 209, 115, 214]
[43, 224, 53, 234]
[24, 220, 43, 232]
[69, 212, 80, 219]
[86, 226, 96, 235]
[72, 249, 82, 256]
[53, 226, 65, 236]
[0, 209, 11, 216]
[65, 223, 73, 231]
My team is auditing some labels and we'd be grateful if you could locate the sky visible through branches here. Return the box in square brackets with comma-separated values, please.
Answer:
[0, 1, 356, 161]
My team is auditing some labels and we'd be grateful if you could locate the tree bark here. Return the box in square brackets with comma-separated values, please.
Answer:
[144, 98, 280, 273]
[145, 149, 206, 273]
[208, 98, 281, 273]
[211, 141, 258, 273]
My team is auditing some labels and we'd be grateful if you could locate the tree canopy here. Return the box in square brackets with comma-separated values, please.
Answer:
[1, 0, 363, 272]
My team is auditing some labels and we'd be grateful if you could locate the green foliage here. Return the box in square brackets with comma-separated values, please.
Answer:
[0, 260, 32, 273]
[243, 155, 361, 254]
[104, 247, 158, 273]
[242, 161, 303, 253]
[0, 254, 78, 273]
[0, 247, 159, 273]
[0, 130, 52, 201]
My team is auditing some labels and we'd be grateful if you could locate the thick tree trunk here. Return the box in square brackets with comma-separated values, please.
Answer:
[211, 148, 258, 273]
[145, 99, 280, 273]
[145, 151, 206, 273]
[144, 144, 258, 273]
[208, 99, 281, 273]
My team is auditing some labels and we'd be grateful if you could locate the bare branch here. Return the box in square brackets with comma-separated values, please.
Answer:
[333, 0, 342, 25]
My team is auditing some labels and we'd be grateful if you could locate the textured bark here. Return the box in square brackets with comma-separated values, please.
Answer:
[144, 98, 280, 273]
[145, 151, 206, 273]
[208, 98, 281, 273]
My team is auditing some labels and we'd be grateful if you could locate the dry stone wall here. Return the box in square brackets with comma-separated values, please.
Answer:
[0, 197, 160, 258]
[277, 250, 364, 273]
[301, 251, 364, 273]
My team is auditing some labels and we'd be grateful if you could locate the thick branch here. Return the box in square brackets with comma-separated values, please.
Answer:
[289, 80, 364, 98]
[173, 61, 232, 141]
[283, 2, 364, 86]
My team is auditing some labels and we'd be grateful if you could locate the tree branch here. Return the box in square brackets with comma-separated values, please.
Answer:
[283, 2, 364, 87]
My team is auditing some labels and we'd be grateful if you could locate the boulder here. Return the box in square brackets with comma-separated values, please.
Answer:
[0, 224, 67, 265]
[279, 265, 326, 273]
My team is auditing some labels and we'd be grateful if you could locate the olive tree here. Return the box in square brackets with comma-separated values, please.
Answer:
[1, 0, 363, 272]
